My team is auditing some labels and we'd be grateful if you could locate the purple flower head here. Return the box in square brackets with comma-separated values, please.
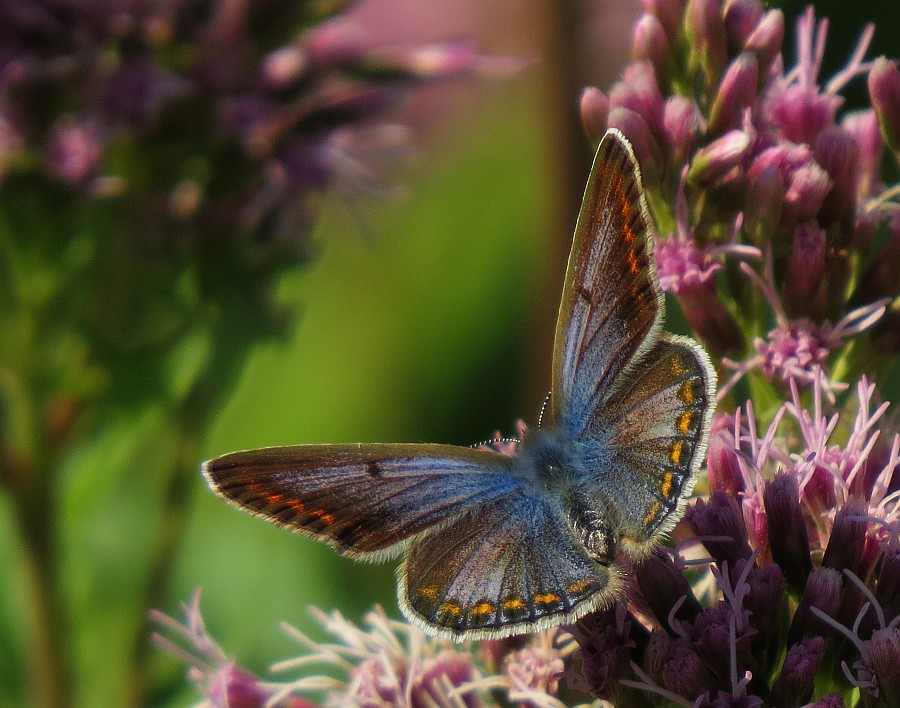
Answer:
[869, 57, 900, 154]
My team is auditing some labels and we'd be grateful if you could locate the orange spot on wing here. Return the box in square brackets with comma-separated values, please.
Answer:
[534, 592, 561, 605]
[679, 380, 696, 404]
[439, 602, 462, 617]
[502, 598, 526, 611]
[310, 508, 334, 524]
[418, 586, 440, 601]
[643, 501, 662, 526]
[287, 499, 305, 512]
[670, 441, 684, 466]
[266, 493, 283, 504]
[470, 602, 495, 617]
[676, 411, 693, 434]
[567, 579, 594, 594]
[660, 472, 674, 499]
[670, 356, 686, 375]
[626, 249, 641, 275]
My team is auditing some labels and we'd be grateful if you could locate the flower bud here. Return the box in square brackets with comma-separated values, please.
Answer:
[706, 429, 744, 497]
[635, 548, 703, 631]
[691, 606, 755, 678]
[868, 57, 900, 154]
[642, 0, 687, 46]
[607, 106, 663, 182]
[569, 607, 635, 701]
[764, 472, 812, 592]
[822, 499, 868, 575]
[842, 109, 883, 198]
[686, 490, 752, 567]
[610, 62, 665, 138]
[663, 96, 704, 167]
[708, 52, 758, 137]
[875, 549, 900, 624]
[785, 223, 827, 318]
[304, 18, 365, 69]
[771, 636, 826, 706]
[743, 562, 786, 641]
[743, 164, 783, 244]
[744, 10, 784, 82]
[649, 632, 716, 699]
[632, 14, 672, 82]
[863, 627, 900, 706]
[685, 0, 728, 93]
[788, 566, 843, 645]
[814, 126, 860, 233]
[723, 0, 764, 54]
[688, 129, 751, 186]
[580, 87, 610, 141]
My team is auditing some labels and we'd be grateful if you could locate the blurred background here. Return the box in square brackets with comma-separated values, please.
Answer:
[0, 0, 895, 706]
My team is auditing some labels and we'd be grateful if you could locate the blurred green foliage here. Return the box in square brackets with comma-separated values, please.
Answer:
[0, 85, 549, 706]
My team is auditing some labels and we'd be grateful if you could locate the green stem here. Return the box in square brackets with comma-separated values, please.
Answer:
[8, 460, 70, 708]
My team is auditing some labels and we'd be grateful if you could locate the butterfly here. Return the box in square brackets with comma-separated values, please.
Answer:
[203, 129, 717, 640]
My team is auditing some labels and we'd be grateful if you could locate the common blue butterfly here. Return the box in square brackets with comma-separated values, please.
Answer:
[203, 129, 717, 640]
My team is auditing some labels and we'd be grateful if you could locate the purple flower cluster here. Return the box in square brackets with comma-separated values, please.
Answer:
[566, 375, 900, 705]
[583, 1, 899, 397]
[0, 0, 497, 243]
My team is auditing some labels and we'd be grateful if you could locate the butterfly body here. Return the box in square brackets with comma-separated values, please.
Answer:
[204, 129, 717, 640]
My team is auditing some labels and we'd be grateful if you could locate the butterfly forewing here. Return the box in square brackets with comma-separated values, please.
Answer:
[552, 129, 663, 437]
[203, 444, 521, 560]
[597, 335, 716, 553]
[400, 491, 621, 640]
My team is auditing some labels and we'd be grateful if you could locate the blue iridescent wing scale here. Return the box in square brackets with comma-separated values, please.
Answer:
[551, 129, 663, 438]
[400, 491, 622, 640]
[203, 444, 522, 560]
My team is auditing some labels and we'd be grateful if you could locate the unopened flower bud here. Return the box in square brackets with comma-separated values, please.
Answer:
[706, 430, 744, 497]
[771, 636, 826, 706]
[663, 96, 704, 167]
[610, 62, 664, 138]
[580, 87, 610, 141]
[869, 57, 900, 154]
[686, 490, 752, 567]
[648, 632, 715, 699]
[863, 627, 900, 705]
[635, 548, 703, 631]
[304, 18, 365, 69]
[743, 164, 783, 243]
[688, 129, 751, 185]
[632, 14, 672, 83]
[723, 0, 764, 54]
[607, 106, 663, 182]
[685, 0, 728, 94]
[764, 472, 812, 592]
[814, 126, 860, 232]
[708, 52, 758, 137]
[744, 10, 784, 80]
[785, 223, 827, 317]
[842, 109, 883, 198]
[875, 549, 900, 623]
[788, 566, 843, 645]
[743, 562, 786, 640]
[642, 0, 687, 46]
[821, 499, 868, 575]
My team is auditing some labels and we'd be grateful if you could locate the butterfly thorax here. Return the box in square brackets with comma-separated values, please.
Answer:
[515, 428, 618, 565]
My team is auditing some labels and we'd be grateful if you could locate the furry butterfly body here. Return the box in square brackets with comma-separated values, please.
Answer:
[204, 129, 717, 640]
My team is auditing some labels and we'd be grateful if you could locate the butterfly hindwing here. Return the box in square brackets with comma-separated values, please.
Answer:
[596, 335, 716, 553]
[552, 129, 663, 437]
[203, 444, 521, 560]
[400, 490, 621, 640]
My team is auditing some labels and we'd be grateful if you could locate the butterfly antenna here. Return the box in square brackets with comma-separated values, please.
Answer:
[538, 391, 552, 428]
